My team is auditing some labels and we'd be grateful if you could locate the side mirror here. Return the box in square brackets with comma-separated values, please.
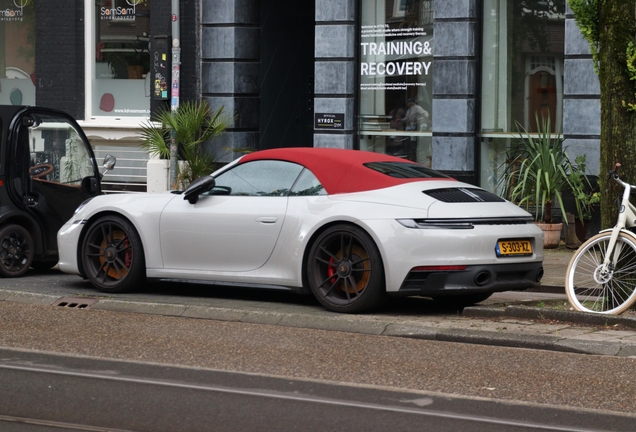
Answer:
[101, 154, 117, 178]
[183, 176, 216, 204]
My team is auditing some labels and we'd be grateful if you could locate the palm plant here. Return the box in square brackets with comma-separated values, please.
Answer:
[501, 113, 575, 223]
[139, 100, 229, 189]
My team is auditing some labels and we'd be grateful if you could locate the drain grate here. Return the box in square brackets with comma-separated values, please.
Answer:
[53, 297, 99, 309]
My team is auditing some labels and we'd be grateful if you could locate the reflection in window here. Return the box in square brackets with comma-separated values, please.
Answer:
[480, 0, 565, 194]
[92, 0, 151, 117]
[481, 0, 565, 134]
[29, 115, 92, 185]
[364, 161, 448, 179]
[0, 0, 35, 105]
[290, 168, 326, 196]
[358, 0, 434, 166]
[212, 160, 304, 196]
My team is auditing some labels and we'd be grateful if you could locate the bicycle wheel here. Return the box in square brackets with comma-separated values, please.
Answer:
[566, 232, 636, 314]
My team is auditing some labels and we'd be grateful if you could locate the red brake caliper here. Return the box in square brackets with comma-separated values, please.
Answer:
[123, 238, 132, 268]
[327, 257, 338, 284]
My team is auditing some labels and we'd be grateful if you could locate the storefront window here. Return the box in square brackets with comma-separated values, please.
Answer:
[480, 0, 565, 193]
[92, 0, 151, 117]
[358, 0, 433, 166]
[0, 0, 35, 106]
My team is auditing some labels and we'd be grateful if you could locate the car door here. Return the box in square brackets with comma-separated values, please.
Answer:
[9, 109, 100, 252]
[159, 160, 304, 272]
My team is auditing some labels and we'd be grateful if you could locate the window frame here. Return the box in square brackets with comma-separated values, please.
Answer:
[209, 160, 309, 197]
[84, 0, 151, 127]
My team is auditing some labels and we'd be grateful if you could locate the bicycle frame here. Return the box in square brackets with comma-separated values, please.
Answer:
[598, 176, 636, 278]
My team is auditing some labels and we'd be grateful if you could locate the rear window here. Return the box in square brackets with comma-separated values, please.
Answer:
[364, 162, 450, 179]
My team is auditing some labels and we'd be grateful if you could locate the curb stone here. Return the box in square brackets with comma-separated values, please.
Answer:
[3, 290, 636, 358]
[433, 328, 572, 352]
[463, 306, 636, 329]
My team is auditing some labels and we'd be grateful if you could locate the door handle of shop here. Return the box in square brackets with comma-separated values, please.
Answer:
[255, 216, 278, 224]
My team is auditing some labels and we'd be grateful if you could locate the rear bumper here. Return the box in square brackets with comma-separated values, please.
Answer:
[394, 262, 544, 297]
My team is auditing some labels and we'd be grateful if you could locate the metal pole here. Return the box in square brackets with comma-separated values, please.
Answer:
[169, 0, 181, 188]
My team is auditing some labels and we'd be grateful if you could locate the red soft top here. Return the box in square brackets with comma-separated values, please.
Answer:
[239, 148, 453, 195]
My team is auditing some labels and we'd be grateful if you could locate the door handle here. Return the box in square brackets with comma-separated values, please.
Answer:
[255, 216, 278, 224]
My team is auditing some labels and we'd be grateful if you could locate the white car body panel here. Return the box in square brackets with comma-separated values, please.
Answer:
[58, 181, 543, 294]
[58, 193, 174, 273]
[159, 195, 288, 272]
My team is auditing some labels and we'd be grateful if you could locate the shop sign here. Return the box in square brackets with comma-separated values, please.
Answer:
[100, 0, 140, 21]
[0, 0, 31, 21]
[359, 23, 433, 92]
[315, 113, 344, 130]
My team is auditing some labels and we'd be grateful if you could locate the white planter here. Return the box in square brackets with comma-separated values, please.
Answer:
[146, 158, 169, 193]
[146, 159, 189, 192]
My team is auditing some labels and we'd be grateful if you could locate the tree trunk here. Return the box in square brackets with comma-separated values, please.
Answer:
[598, 1, 636, 229]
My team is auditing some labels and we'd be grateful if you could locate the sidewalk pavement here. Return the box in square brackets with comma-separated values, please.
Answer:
[4, 246, 636, 358]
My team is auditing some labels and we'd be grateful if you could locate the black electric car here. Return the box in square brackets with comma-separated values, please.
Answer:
[0, 105, 114, 277]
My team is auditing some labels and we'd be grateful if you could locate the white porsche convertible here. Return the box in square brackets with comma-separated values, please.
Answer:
[58, 148, 544, 313]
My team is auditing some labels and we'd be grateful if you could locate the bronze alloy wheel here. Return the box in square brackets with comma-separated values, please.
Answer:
[307, 224, 385, 313]
[82, 216, 145, 293]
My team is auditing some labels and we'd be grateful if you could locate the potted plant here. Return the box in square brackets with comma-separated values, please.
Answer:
[501, 113, 576, 248]
[139, 100, 230, 190]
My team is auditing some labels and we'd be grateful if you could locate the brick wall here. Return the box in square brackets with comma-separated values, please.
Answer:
[179, 0, 200, 102]
[34, 0, 84, 118]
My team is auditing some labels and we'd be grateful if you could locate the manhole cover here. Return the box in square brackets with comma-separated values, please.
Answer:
[53, 297, 99, 309]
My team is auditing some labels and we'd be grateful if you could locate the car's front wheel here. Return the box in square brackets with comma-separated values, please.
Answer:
[0, 224, 34, 277]
[81, 215, 146, 293]
[307, 224, 385, 313]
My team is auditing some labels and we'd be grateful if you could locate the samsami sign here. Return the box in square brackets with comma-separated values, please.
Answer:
[101, 0, 141, 20]
[0, 0, 31, 21]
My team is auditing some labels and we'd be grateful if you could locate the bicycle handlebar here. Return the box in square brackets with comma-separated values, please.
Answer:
[608, 162, 636, 192]
[609, 163, 622, 180]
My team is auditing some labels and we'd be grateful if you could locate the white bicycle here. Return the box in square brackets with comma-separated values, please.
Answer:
[566, 164, 636, 314]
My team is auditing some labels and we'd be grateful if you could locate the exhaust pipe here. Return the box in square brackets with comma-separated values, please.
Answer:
[474, 271, 492, 286]
[536, 267, 544, 282]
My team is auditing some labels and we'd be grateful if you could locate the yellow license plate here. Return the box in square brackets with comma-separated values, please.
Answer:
[496, 240, 533, 257]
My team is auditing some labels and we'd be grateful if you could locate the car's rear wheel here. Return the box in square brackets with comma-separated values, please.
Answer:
[81, 215, 145, 293]
[0, 224, 34, 277]
[307, 224, 385, 313]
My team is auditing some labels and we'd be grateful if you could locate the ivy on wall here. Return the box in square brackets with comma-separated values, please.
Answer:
[570, 0, 636, 110]
[568, 0, 600, 71]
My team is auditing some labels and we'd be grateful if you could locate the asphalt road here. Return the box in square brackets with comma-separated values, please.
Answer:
[0, 297, 636, 430]
[1, 269, 636, 430]
[0, 347, 634, 432]
[0, 267, 484, 317]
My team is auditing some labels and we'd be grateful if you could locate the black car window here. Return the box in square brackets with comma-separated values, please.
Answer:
[364, 162, 450, 179]
[208, 160, 304, 196]
[289, 168, 326, 196]
[28, 114, 93, 185]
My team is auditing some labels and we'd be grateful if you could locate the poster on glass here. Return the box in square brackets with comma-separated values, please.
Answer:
[358, 0, 433, 166]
